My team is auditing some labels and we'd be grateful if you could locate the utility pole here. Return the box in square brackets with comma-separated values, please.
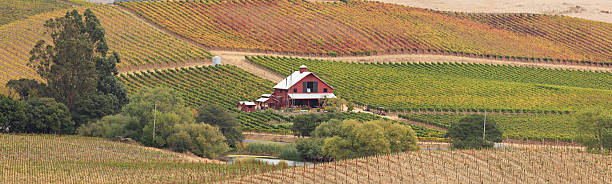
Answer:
[483, 110, 487, 140]
[153, 103, 157, 141]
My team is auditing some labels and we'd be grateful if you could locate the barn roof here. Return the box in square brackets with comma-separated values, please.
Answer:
[288, 93, 336, 99]
[239, 101, 256, 106]
[273, 71, 312, 89]
[256, 98, 270, 103]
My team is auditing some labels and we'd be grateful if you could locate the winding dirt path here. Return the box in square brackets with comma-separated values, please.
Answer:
[114, 5, 612, 74]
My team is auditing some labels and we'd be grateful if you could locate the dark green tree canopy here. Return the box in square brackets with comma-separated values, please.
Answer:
[0, 94, 26, 133]
[5, 79, 46, 101]
[27, 9, 127, 125]
[447, 115, 503, 149]
[23, 98, 74, 134]
[196, 103, 243, 147]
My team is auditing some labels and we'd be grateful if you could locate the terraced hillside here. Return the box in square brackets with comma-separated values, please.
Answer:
[249, 56, 612, 113]
[448, 12, 612, 63]
[0, 5, 211, 85]
[119, 0, 611, 64]
[228, 146, 611, 183]
[0, 0, 70, 25]
[399, 113, 581, 141]
[118, 65, 290, 133]
[0, 134, 271, 183]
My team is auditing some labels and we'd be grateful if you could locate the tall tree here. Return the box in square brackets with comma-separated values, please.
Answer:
[28, 9, 127, 125]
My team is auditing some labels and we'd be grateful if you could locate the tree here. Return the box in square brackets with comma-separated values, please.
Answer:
[313, 119, 419, 160]
[71, 94, 116, 127]
[77, 114, 139, 138]
[446, 115, 503, 149]
[121, 87, 193, 142]
[196, 103, 243, 148]
[168, 123, 229, 158]
[576, 108, 612, 151]
[5, 79, 46, 101]
[0, 94, 26, 132]
[295, 138, 326, 161]
[24, 98, 74, 134]
[292, 113, 325, 137]
[28, 9, 127, 121]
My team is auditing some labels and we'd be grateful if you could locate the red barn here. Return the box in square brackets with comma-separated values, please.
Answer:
[268, 65, 336, 109]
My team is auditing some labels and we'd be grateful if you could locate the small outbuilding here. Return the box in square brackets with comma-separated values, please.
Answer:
[238, 101, 256, 112]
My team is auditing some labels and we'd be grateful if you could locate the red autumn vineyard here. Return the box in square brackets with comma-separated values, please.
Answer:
[446, 12, 612, 65]
[119, 0, 611, 66]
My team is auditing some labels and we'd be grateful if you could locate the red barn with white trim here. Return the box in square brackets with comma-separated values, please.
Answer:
[239, 65, 336, 112]
[268, 65, 336, 109]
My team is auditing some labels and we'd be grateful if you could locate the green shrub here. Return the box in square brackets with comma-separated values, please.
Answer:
[279, 143, 301, 161]
[245, 143, 282, 155]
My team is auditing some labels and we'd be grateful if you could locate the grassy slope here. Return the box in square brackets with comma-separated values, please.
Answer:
[0, 0, 71, 25]
[249, 56, 612, 112]
[119, 0, 611, 63]
[0, 134, 271, 183]
[230, 146, 611, 183]
[0, 5, 211, 86]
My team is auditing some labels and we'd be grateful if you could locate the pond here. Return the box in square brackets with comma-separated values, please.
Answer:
[226, 155, 313, 167]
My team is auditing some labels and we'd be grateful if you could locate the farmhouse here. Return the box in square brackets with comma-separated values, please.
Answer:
[241, 65, 336, 111]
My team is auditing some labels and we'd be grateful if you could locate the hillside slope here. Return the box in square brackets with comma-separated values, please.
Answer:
[0, 134, 241, 183]
[118, 0, 611, 63]
[0, 5, 211, 85]
[0, 0, 71, 25]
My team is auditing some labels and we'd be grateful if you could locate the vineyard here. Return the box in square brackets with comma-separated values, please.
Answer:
[118, 65, 292, 133]
[227, 145, 611, 183]
[399, 113, 581, 141]
[0, 0, 70, 25]
[0, 5, 211, 85]
[0, 134, 277, 183]
[447, 12, 612, 64]
[118, 0, 611, 64]
[249, 56, 612, 112]
[118, 65, 444, 138]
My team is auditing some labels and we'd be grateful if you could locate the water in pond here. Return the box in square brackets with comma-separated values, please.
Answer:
[227, 155, 313, 167]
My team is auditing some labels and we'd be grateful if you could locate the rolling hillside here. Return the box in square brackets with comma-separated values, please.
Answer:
[0, 0, 71, 25]
[249, 56, 612, 113]
[118, 0, 611, 64]
[0, 5, 211, 85]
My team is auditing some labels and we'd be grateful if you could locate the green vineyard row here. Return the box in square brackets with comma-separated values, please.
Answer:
[248, 56, 612, 112]
[399, 113, 581, 141]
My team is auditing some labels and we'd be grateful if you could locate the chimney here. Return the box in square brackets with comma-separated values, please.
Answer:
[299, 65, 308, 73]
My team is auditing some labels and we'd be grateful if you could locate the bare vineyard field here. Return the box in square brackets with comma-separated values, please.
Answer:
[226, 145, 612, 184]
[0, 134, 278, 183]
